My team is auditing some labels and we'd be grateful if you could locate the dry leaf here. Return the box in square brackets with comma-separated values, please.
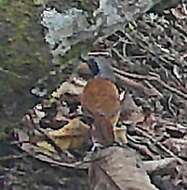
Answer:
[143, 158, 179, 174]
[51, 80, 85, 99]
[89, 146, 158, 190]
[16, 128, 86, 168]
[120, 93, 145, 124]
[18, 118, 90, 159]
[36, 118, 90, 152]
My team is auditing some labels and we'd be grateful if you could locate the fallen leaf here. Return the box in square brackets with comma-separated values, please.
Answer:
[143, 158, 179, 174]
[17, 118, 90, 161]
[120, 93, 145, 124]
[51, 80, 85, 99]
[89, 146, 158, 190]
[37, 118, 90, 152]
[16, 128, 85, 168]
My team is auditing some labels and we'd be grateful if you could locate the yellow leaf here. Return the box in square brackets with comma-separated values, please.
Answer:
[36, 118, 90, 152]
[36, 141, 56, 155]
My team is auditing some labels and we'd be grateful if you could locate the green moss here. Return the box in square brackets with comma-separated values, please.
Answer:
[0, 0, 97, 139]
[0, 0, 51, 133]
[0, 0, 8, 7]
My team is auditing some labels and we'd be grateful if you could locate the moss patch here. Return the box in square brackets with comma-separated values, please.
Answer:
[0, 0, 51, 134]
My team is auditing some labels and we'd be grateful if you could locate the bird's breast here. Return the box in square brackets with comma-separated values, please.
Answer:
[81, 77, 120, 120]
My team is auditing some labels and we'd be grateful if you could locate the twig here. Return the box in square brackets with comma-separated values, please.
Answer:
[113, 67, 187, 99]
[0, 153, 28, 161]
[135, 127, 183, 164]
[115, 73, 162, 97]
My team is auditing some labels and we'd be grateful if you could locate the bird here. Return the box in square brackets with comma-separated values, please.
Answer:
[80, 55, 121, 146]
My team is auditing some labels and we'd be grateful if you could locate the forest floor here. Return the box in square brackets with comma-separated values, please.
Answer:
[0, 1, 187, 190]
